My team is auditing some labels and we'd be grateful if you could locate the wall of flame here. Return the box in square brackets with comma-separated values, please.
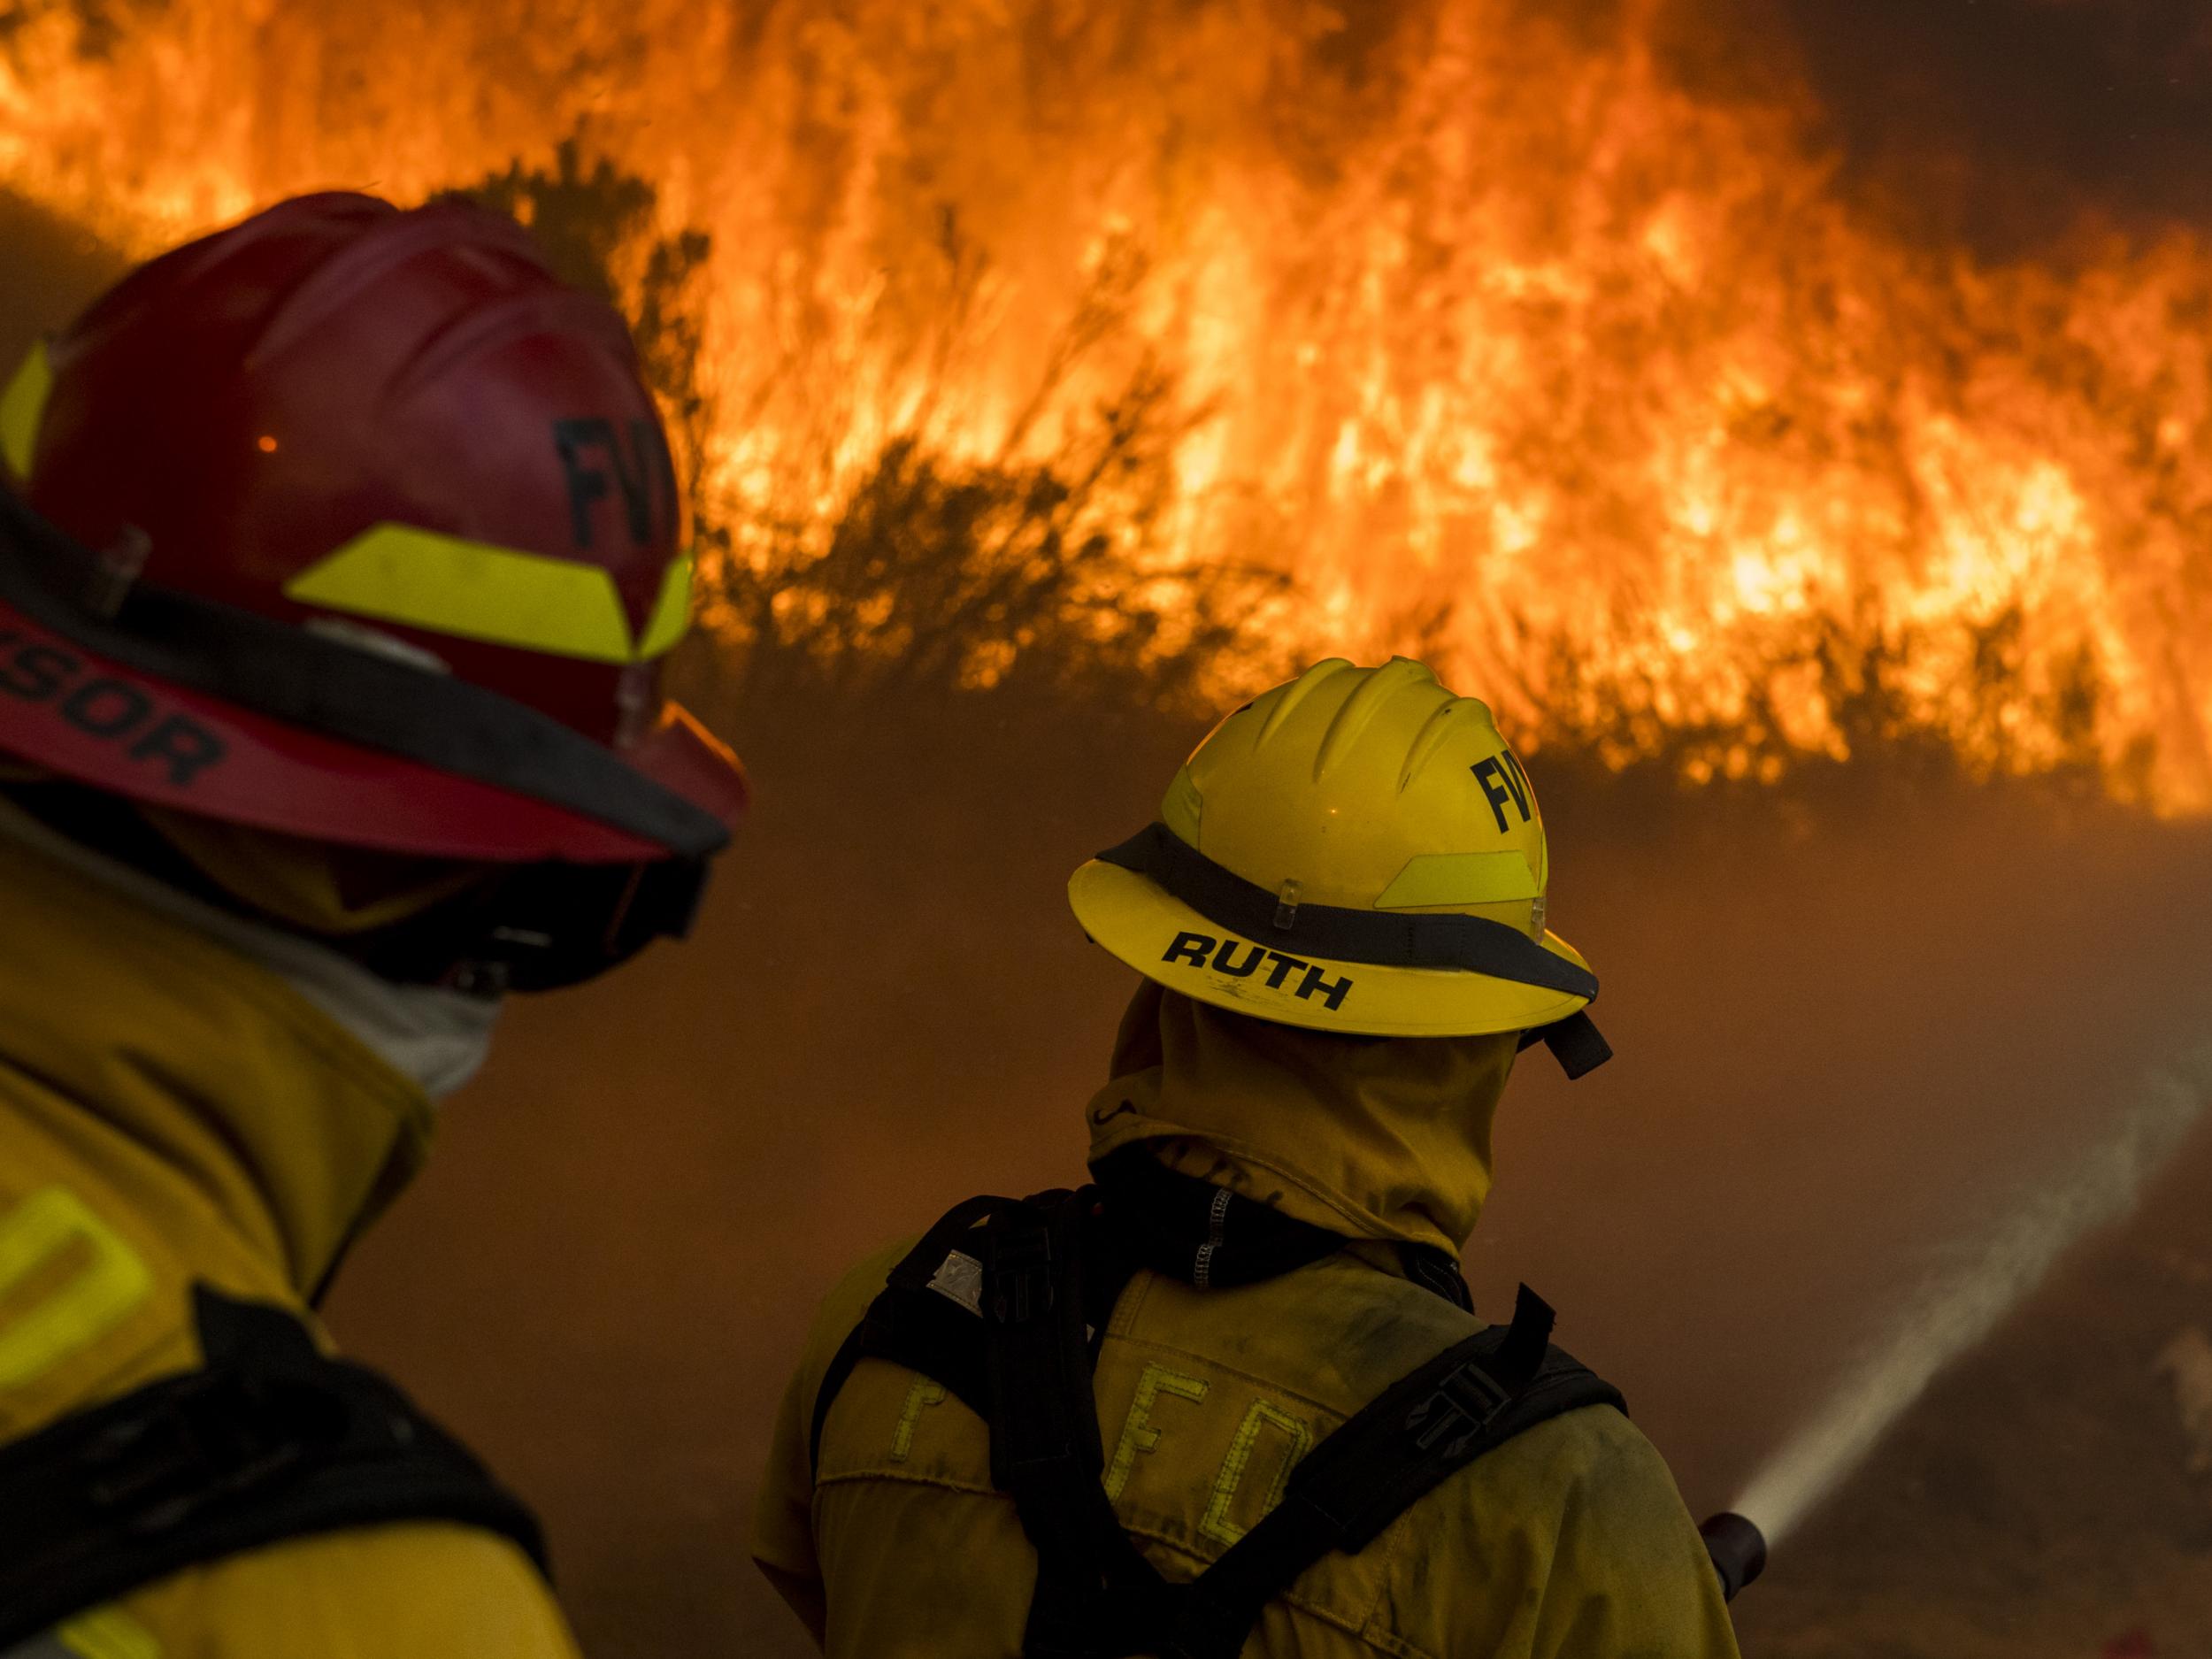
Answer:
[0, 0, 2207, 806]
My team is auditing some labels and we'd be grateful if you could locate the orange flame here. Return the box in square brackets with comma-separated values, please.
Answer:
[2, 2, 2207, 805]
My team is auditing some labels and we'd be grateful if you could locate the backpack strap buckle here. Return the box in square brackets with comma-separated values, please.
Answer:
[1404, 1359, 1513, 1459]
[987, 1217, 1057, 1329]
[0, 1285, 546, 1655]
[1402, 1282, 1556, 1458]
[982, 1195, 1102, 1489]
[81, 1367, 341, 1538]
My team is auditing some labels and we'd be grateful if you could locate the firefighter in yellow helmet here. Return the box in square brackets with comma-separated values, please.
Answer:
[0, 194, 746, 1655]
[755, 657, 1743, 1657]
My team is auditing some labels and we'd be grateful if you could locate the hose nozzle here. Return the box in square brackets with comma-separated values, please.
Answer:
[1698, 1511, 1766, 1602]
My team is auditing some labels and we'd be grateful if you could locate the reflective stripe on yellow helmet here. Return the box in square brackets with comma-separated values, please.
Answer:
[0, 341, 53, 480]
[284, 524, 692, 664]
[1374, 851, 1541, 909]
[1069, 657, 1605, 1056]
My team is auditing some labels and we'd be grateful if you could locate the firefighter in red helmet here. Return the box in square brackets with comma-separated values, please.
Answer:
[0, 192, 745, 1655]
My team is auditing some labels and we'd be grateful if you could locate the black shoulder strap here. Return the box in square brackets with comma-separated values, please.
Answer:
[1160, 1286, 1624, 1659]
[981, 1192, 1182, 1659]
[805, 1190, 1179, 1656]
[810, 1191, 1625, 1659]
[0, 1284, 549, 1652]
[810, 1194, 1013, 1475]
[811, 1164, 1480, 1477]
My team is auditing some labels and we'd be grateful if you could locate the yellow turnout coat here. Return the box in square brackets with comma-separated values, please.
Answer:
[0, 825, 579, 1659]
[756, 985, 1741, 1658]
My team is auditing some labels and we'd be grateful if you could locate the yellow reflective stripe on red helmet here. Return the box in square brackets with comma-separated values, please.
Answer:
[637, 550, 695, 657]
[285, 523, 689, 663]
[53, 1604, 162, 1659]
[0, 339, 54, 480]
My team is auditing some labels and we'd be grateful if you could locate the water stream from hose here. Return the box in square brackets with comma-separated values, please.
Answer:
[1732, 1041, 2212, 1548]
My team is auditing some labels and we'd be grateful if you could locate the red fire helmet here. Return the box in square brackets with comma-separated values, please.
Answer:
[0, 190, 747, 868]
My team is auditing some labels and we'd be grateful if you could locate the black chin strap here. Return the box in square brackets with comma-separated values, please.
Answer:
[1517, 1010, 1613, 1080]
[0, 776, 706, 993]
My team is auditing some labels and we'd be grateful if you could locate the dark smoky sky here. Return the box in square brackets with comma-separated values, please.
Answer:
[1666, 0, 2212, 253]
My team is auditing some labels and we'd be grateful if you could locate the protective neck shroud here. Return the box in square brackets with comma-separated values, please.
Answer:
[1088, 984, 1514, 1256]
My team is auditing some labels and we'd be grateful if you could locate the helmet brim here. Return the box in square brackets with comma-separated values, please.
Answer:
[0, 595, 747, 864]
[1069, 856, 1593, 1038]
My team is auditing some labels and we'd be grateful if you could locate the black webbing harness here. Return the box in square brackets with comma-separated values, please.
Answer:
[810, 1153, 1626, 1659]
[0, 1285, 549, 1651]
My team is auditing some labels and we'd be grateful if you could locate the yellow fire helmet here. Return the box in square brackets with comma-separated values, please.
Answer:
[1069, 657, 1610, 1075]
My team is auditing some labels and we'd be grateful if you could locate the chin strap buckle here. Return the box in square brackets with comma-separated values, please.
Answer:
[1405, 1361, 1514, 1460]
[83, 526, 150, 619]
[79, 1365, 342, 1539]
[1520, 1010, 1612, 1079]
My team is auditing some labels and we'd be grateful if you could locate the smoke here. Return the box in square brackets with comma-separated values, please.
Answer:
[310, 684, 2212, 1657]
[0, 187, 121, 370]
[1734, 1040, 2212, 1547]
[1674, 0, 2212, 254]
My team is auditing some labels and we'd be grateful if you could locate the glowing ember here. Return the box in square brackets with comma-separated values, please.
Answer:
[2, 1, 2207, 806]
